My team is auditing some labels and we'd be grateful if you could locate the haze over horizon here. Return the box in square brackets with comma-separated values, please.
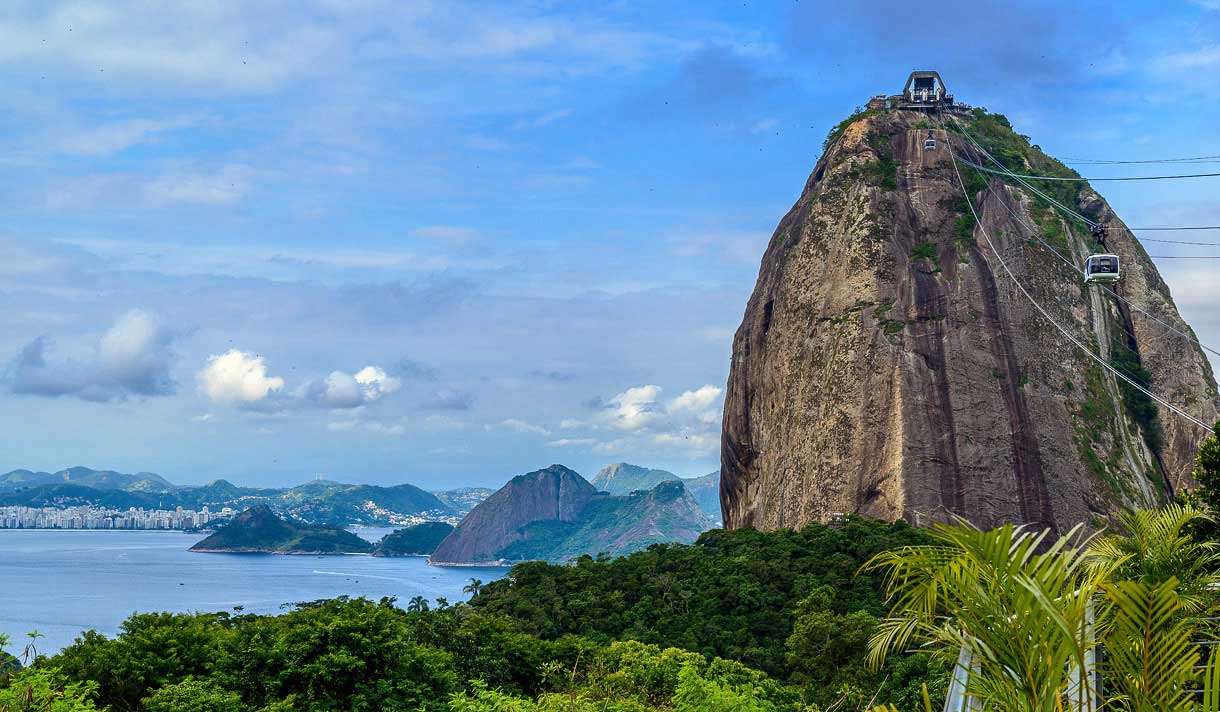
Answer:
[4, 1, 1220, 489]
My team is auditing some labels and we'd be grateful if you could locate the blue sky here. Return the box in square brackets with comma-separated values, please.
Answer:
[3, 1, 1220, 489]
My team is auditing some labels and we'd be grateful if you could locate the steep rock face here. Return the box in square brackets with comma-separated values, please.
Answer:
[498, 480, 713, 562]
[682, 471, 722, 524]
[430, 464, 596, 563]
[591, 463, 680, 494]
[721, 108, 1219, 533]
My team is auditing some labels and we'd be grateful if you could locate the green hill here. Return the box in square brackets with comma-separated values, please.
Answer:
[373, 522, 455, 556]
[590, 462, 680, 495]
[0, 467, 454, 526]
[189, 505, 373, 554]
[0, 466, 175, 494]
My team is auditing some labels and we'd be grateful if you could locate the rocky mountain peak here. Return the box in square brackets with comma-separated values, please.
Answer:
[721, 99, 1219, 534]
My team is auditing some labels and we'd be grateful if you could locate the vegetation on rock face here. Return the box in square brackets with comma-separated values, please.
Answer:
[494, 480, 712, 563]
[433, 469, 712, 565]
[189, 505, 374, 554]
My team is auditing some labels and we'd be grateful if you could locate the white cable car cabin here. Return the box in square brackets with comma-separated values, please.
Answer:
[1084, 254, 1121, 284]
[923, 131, 937, 150]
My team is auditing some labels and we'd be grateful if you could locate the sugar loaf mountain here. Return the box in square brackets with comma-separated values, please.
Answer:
[721, 72, 1220, 534]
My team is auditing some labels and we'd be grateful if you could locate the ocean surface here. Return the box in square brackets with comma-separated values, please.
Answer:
[0, 528, 506, 656]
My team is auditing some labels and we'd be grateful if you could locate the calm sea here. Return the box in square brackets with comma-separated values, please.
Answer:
[0, 528, 505, 656]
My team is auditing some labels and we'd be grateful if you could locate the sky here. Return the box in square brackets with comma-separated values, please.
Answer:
[3, 1, 1220, 490]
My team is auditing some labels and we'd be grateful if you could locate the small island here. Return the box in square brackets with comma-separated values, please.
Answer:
[372, 521, 454, 557]
[190, 504, 373, 554]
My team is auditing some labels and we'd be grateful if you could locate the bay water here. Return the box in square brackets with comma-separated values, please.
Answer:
[0, 528, 505, 656]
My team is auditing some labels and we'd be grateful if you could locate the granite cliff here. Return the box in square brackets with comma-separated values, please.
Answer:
[430, 465, 711, 564]
[721, 102, 1220, 534]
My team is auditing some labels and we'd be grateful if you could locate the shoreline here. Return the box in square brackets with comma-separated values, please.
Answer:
[0, 528, 200, 534]
[428, 559, 513, 568]
[189, 548, 374, 556]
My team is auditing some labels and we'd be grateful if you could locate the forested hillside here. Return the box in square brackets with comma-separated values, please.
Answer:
[2, 518, 945, 712]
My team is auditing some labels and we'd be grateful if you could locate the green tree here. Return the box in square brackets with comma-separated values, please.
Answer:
[1193, 421, 1220, 508]
[49, 612, 231, 711]
[1089, 505, 1220, 614]
[865, 521, 1106, 712]
[218, 597, 456, 712]
[143, 678, 246, 712]
[0, 668, 99, 712]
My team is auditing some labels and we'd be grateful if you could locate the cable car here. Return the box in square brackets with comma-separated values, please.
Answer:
[1084, 254, 1120, 284]
[923, 130, 937, 150]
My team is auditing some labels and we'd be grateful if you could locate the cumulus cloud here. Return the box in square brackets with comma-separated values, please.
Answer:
[196, 349, 285, 404]
[199, 350, 403, 412]
[668, 384, 722, 414]
[301, 366, 401, 409]
[599, 384, 664, 431]
[572, 383, 725, 457]
[5, 309, 177, 401]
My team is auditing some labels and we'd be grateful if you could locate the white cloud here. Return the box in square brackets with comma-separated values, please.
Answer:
[354, 366, 401, 400]
[197, 349, 285, 404]
[5, 309, 177, 401]
[191, 413, 214, 422]
[546, 437, 597, 448]
[500, 418, 550, 436]
[1151, 44, 1220, 71]
[600, 384, 663, 431]
[669, 385, 722, 413]
[328, 418, 404, 435]
[571, 382, 724, 458]
[51, 116, 196, 156]
[200, 354, 400, 411]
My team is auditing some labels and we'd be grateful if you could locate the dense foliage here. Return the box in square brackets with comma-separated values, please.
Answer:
[189, 505, 374, 554]
[1, 518, 945, 712]
[374, 521, 456, 556]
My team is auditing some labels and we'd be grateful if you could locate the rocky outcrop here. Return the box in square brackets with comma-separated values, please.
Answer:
[591, 463, 680, 495]
[430, 464, 596, 564]
[721, 106, 1220, 534]
[430, 466, 713, 564]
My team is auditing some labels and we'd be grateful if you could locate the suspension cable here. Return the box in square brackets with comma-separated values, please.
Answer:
[943, 132, 1220, 363]
[959, 161, 1220, 182]
[939, 119, 1213, 433]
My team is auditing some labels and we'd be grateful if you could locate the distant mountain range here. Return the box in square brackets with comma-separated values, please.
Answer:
[430, 464, 713, 565]
[0, 466, 470, 526]
[590, 463, 721, 526]
[0, 466, 175, 493]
